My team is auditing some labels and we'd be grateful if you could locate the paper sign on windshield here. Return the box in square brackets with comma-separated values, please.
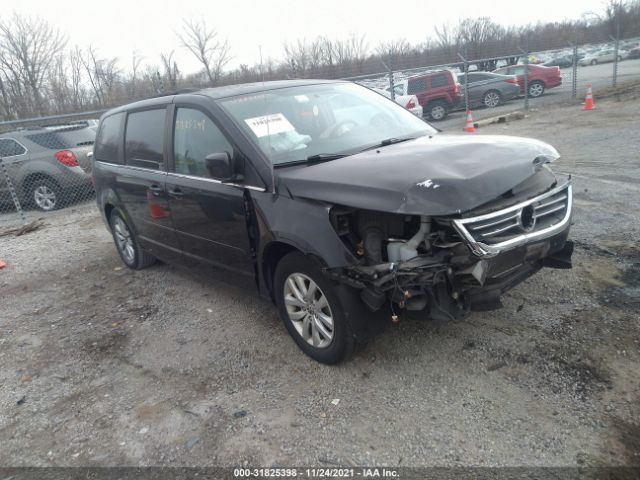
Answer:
[245, 113, 295, 138]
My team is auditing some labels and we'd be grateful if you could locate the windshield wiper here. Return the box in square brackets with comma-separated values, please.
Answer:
[359, 136, 420, 153]
[305, 153, 347, 163]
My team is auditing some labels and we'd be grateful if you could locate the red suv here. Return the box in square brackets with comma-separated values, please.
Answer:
[493, 64, 562, 98]
[390, 70, 463, 121]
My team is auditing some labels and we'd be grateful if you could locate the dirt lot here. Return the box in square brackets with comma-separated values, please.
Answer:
[1, 96, 639, 468]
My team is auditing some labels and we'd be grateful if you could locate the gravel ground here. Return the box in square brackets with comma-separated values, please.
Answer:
[0, 96, 639, 468]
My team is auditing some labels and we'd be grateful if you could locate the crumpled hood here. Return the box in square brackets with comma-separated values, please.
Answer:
[277, 134, 560, 215]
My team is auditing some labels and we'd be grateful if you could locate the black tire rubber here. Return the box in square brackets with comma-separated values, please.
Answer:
[274, 252, 354, 364]
[528, 81, 545, 98]
[425, 100, 449, 121]
[109, 209, 156, 270]
[482, 90, 502, 108]
[27, 177, 63, 211]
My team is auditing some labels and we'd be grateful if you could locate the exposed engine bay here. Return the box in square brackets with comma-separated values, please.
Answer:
[326, 174, 574, 321]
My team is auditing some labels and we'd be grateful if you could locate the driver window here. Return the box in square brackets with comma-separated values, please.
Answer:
[173, 108, 233, 177]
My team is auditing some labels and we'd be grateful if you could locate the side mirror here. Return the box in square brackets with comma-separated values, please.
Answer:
[205, 152, 234, 181]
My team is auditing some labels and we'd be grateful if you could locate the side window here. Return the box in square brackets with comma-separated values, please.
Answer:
[430, 74, 448, 88]
[0, 138, 27, 157]
[125, 109, 165, 169]
[407, 78, 428, 95]
[173, 108, 233, 178]
[94, 113, 124, 162]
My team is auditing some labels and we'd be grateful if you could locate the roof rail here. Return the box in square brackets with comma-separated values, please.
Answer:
[150, 88, 201, 98]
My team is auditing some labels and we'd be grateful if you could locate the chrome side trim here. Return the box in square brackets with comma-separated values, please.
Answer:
[451, 181, 572, 258]
[166, 171, 266, 192]
[94, 160, 266, 192]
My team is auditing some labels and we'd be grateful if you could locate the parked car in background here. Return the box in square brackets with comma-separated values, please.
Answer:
[93, 79, 573, 364]
[628, 46, 640, 59]
[543, 55, 576, 68]
[579, 49, 621, 66]
[456, 72, 520, 108]
[389, 70, 463, 121]
[493, 64, 562, 98]
[0, 124, 95, 211]
[373, 88, 423, 117]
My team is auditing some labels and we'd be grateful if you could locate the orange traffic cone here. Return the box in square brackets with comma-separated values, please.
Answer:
[464, 111, 475, 133]
[583, 84, 595, 110]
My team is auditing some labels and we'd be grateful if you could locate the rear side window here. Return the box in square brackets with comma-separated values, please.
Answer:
[407, 78, 428, 95]
[94, 113, 124, 163]
[125, 109, 166, 169]
[24, 132, 69, 150]
[0, 138, 27, 157]
[430, 74, 449, 88]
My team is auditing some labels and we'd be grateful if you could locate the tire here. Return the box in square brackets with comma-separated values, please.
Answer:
[591, 59, 598, 66]
[425, 100, 449, 121]
[274, 252, 354, 364]
[528, 81, 545, 98]
[482, 90, 502, 108]
[617, 55, 622, 62]
[27, 177, 63, 211]
[109, 209, 156, 270]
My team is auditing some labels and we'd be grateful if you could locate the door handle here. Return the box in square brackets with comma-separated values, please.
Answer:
[168, 187, 184, 198]
[149, 184, 163, 192]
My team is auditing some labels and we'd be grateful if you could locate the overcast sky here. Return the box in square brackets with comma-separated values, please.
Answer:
[13, 0, 608, 73]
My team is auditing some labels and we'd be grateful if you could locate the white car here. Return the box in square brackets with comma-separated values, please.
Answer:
[373, 88, 423, 117]
[579, 49, 622, 66]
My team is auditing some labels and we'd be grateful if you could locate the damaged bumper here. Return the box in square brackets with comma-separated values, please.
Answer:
[326, 179, 574, 320]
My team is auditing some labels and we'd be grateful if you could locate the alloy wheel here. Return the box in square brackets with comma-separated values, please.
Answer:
[283, 273, 334, 349]
[484, 91, 501, 107]
[529, 83, 544, 97]
[431, 105, 446, 120]
[33, 185, 57, 211]
[113, 216, 135, 264]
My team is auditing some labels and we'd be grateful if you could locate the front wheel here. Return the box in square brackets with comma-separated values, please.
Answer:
[274, 252, 354, 364]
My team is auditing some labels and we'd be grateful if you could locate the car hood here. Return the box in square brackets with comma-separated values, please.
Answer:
[277, 134, 560, 216]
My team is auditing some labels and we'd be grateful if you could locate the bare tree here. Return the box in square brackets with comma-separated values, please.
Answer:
[178, 18, 232, 85]
[160, 51, 180, 90]
[0, 13, 66, 116]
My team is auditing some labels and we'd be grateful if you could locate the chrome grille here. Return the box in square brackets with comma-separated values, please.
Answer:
[451, 182, 572, 258]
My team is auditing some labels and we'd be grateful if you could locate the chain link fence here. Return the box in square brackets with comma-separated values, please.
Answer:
[1, 39, 639, 234]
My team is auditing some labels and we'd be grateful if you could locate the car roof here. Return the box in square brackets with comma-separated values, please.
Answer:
[103, 79, 348, 118]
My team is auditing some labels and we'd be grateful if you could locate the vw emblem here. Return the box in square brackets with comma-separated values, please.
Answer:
[519, 205, 536, 232]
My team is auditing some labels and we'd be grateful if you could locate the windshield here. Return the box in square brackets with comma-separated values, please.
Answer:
[219, 82, 436, 166]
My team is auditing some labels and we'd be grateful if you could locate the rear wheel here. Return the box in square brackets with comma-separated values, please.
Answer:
[425, 100, 449, 121]
[528, 81, 545, 98]
[109, 210, 156, 270]
[274, 252, 354, 364]
[28, 177, 63, 211]
[482, 90, 502, 108]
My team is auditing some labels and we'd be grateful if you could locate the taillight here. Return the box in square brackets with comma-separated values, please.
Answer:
[406, 100, 416, 109]
[55, 150, 79, 167]
[505, 78, 519, 84]
[454, 83, 461, 94]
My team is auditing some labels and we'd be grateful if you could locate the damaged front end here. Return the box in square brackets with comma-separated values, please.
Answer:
[326, 176, 574, 321]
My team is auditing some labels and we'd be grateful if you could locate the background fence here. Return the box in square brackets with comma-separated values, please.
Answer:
[1, 35, 640, 234]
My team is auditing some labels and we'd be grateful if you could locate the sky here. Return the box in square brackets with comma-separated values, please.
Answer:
[11, 0, 609, 74]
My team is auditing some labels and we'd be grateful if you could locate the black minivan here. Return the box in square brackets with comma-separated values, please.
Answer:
[93, 79, 573, 364]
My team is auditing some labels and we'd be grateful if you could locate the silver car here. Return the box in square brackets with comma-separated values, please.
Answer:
[457, 72, 521, 109]
[0, 123, 95, 211]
